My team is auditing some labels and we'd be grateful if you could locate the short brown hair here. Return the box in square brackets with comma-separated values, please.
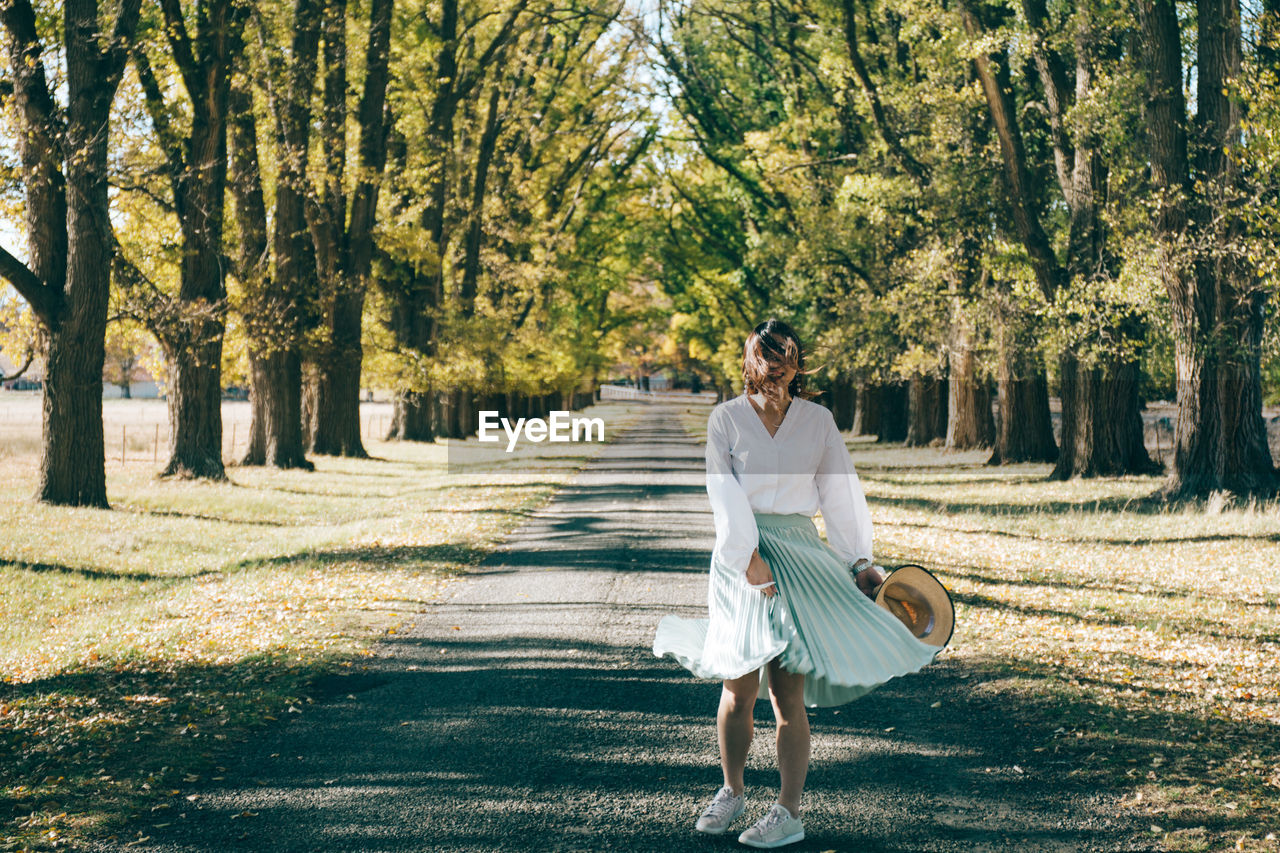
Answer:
[742, 318, 815, 399]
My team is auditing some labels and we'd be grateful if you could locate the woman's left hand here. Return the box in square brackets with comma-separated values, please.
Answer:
[855, 564, 886, 599]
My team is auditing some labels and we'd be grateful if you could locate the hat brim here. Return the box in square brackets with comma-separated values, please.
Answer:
[874, 564, 954, 649]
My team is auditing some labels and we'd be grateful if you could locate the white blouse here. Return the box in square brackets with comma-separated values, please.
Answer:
[705, 393, 874, 576]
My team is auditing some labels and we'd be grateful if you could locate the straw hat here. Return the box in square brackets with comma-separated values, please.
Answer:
[873, 564, 954, 649]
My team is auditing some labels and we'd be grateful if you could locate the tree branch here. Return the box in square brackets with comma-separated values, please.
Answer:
[158, 0, 203, 99]
[840, 0, 928, 184]
[103, 0, 145, 89]
[131, 43, 187, 202]
[455, 0, 530, 103]
[0, 347, 35, 382]
[0, 244, 58, 326]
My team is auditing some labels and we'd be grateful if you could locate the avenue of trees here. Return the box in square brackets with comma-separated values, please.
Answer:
[2, 0, 1280, 507]
[650, 0, 1280, 498]
[1, 0, 653, 506]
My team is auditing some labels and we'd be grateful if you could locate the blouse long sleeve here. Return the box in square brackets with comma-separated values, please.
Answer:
[705, 407, 759, 576]
[814, 410, 874, 565]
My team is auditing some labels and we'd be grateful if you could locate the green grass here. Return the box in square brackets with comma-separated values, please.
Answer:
[0, 400, 642, 850]
[677, 405, 1280, 852]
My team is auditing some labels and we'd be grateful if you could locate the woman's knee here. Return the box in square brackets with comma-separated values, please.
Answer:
[720, 673, 759, 716]
[766, 667, 806, 718]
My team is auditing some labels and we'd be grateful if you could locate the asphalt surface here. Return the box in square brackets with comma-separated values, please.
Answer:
[87, 404, 1156, 852]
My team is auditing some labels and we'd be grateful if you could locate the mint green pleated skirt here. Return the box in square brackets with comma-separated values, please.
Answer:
[653, 512, 939, 708]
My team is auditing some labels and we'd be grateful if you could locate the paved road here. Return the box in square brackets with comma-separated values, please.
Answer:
[90, 405, 1152, 852]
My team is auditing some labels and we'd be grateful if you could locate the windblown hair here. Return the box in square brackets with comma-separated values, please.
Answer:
[742, 318, 818, 401]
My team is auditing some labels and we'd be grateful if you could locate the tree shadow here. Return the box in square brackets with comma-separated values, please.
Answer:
[114, 506, 293, 527]
[870, 493, 1172, 517]
[887, 517, 1280, 546]
[71, 635, 1192, 852]
[0, 555, 209, 583]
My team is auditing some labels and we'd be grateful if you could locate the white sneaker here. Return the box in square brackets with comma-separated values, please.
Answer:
[737, 803, 805, 849]
[694, 785, 746, 834]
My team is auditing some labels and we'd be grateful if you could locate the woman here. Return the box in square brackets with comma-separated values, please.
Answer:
[652, 318, 940, 849]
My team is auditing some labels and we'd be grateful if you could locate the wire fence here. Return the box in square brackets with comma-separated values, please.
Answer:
[0, 397, 396, 467]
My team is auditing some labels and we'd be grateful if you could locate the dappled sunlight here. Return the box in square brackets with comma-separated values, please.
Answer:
[0, 401, 646, 848]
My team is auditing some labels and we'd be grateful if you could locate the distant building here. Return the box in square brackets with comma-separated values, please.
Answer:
[102, 362, 161, 399]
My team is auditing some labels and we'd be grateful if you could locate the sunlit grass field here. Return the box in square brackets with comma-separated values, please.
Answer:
[679, 408, 1280, 853]
[0, 397, 641, 850]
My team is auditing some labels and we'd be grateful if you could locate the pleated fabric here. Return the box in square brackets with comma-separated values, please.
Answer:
[653, 512, 940, 708]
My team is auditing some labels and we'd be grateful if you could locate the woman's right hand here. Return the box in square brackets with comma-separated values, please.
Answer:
[745, 549, 776, 597]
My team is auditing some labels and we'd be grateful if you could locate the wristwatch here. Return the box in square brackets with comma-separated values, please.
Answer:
[848, 558, 876, 577]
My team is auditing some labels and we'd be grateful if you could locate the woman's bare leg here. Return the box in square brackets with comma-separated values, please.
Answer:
[718, 669, 760, 795]
[766, 657, 809, 816]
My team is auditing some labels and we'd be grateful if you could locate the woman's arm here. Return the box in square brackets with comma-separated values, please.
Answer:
[705, 407, 760, 578]
[814, 408, 874, 567]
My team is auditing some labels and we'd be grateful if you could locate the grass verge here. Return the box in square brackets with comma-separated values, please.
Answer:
[0, 400, 642, 851]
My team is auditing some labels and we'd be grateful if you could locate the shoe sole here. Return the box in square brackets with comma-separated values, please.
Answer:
[738, 828, 805, 849]
[694, 803, 745, 835]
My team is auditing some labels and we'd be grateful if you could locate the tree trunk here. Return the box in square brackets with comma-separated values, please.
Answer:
[906, 374, 947, 446]
[1051, 352, 1157, 479]
[310, 328, 367, 456]
[41, 15, 116, 507]
[946, 347, 994, 450]
[853, 383, 881, 436]
[244, 0, 320, 470]
[877, 380, 909, 443]
[965, 0, 1155, 477]
[162, 330, 225, 478]
[301, 360, 319, 450]
[242, 348, 312, 469]
[989, 343, 1057, 464]
[458, 388, 476, 437]
[388, 390, 434, 441]
[40, 324, 108, 506]
[831, 379, 856, 431]
[308, 0, 390, 459]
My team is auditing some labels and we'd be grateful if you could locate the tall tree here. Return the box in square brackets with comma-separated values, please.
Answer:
[960, 0, 1156, 477]
[123, 0, 248, 479]
[1136, 0, 1280, 496]
[0, 0, 143, 507]
[305, 0, 394, 456]
[381, 0, 509, 439]
[230, 0, 322, 469]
